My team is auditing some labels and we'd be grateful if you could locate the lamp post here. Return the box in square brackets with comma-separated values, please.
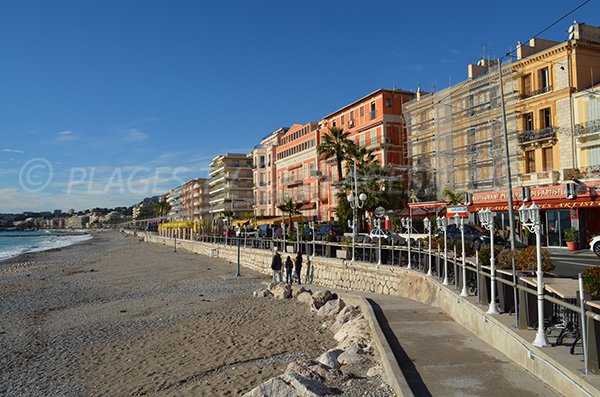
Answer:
[478, 208, 499, 315]
[401, 217, 412, 269]
[224, 218, 229, 246]
[347, 161, 367, 262]
[294, 221, 299, 253]
[519, 202, 550, 347]
[374, 217, 383, 266]
[455, 213, 468, 297]
[437, 216, 448, 285]
[424, 218, 432, 276]
[309, 220, 316, 257]
[281, 221, 286, 253]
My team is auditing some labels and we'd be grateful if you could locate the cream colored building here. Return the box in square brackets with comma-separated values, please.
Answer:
[209, 153, 254, 219]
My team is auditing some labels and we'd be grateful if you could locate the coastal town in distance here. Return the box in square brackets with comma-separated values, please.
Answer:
[3, 3, 600, 397]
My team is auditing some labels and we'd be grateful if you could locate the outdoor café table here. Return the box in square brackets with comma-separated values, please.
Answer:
[520, 277, 576, 329]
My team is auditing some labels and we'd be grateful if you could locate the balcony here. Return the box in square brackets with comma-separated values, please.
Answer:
[518, 170, 560, 187]
[519, 85, 552, 100]
[518, 127, 557, 146]
[575, 118, 600, 141]
[564, 165, 600, 181]
[285, 179, 304, 188]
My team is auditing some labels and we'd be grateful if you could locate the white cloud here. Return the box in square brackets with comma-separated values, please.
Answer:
[123, 128, 149, 142]
[57, 130, 77, 141]
[0, 149, 24, 154]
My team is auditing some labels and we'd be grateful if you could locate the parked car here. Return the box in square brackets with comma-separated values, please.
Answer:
[316, 223, 344, 241]
[368, 228, 389, 240]
[591, 235, 600, 257]
[439, 223, 490, 249]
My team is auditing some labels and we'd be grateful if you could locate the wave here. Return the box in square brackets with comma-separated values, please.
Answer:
[0, 234, 93, 261]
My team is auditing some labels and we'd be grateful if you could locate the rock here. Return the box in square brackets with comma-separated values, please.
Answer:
[334, 317, 370, 344]
[311, 290, 336, 310]
[317, 348, 344, 370]
[330, 305, 362, 334]
[321, 319, 335, 329]
[366, 365, 383, 377]
[253, 289, 273, 298]
[271, 283, 292, 299]
[337, 345, 366, 365]
[317, 298, 345, 317]
[242, 372, 329, 397]
[268, 281, 279, 289]
[286, 360, 337, 382]
[296, 291, 313, 305]
[292, 286, 310, 298]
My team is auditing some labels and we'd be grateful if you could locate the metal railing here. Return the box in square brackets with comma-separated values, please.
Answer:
[518, 126, 557, 144]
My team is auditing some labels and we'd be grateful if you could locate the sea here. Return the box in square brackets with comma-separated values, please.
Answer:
[0, 231, 92, 261]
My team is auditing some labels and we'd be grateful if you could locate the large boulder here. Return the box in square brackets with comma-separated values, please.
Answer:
[337, 345, 366, 366]
[253, 288, 273, 298]
[330, 305, 362, 334]
[311, 290, 336, 310]
[285, 360, 337, 383]
[317, 298, 345, 317]
[296, 291, 313, 305]
[292, 286, 310, 298]
[271, 283, 292, 299]
[242, 372, 329, 397]
[334, 317, 370, 344]
[316, 348, 344, 370]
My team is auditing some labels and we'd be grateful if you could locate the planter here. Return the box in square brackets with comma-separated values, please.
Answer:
[566, 241, 578, 251]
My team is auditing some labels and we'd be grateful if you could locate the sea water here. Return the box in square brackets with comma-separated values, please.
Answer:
[0, 231, 92, 261]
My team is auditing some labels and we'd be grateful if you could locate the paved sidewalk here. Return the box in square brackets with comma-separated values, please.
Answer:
[302, 282, 562, 396]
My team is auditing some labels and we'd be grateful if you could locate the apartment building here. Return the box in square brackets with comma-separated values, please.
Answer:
[167, 185, 182, 221]
[250, 127, 287, 218]
[208, 153, 254, 219]
[404, 21, 600, 247]
[275, 122, 322, 220]
[180, 178, 210, 222]
[319, 88, 416, 217]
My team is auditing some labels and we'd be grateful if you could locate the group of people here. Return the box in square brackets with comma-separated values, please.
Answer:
[271, 248, 303, 285]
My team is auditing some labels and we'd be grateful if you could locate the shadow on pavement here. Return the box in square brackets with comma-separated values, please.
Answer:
[367, 298, 432, 397]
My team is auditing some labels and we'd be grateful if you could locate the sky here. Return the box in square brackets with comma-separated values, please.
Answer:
[0, 0, 597, 213]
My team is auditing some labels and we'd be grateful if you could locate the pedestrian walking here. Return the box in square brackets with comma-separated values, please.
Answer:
[295, 252, 303, 284]
[271, 248, 282, 283]
[285, 256, 294, 284]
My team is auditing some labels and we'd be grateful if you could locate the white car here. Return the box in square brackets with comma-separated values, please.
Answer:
[368, 229, 389, 240]
[591, 235, 600, 257]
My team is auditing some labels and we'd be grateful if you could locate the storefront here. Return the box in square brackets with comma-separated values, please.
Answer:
[470, 182, 600, 248]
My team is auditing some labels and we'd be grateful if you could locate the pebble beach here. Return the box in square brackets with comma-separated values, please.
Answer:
[0, 231, 392, 396]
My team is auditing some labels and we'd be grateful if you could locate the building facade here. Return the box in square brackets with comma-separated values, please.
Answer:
[208, 153, 254, 219]
[180, 178, 210, 222]
[403, 22, 600, 247]
[251, 127, 287, 218]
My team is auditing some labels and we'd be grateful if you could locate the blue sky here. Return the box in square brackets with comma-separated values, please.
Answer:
[0, 0, 596, 212]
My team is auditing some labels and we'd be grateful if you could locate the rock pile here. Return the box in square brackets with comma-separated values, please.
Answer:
[248, 283, 394, 397]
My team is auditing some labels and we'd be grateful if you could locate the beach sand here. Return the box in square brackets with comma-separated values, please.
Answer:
[0, 231, 341, 396]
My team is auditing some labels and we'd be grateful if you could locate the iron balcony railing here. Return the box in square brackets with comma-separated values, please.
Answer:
[518, 126, 556, 144]
[519, 85, 552, 100]
[575, 118, 600, 137]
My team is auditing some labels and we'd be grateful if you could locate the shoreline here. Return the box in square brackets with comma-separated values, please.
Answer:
[0, 231, 94, 264]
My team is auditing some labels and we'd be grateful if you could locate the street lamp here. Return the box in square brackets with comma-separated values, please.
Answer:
[518, 202, 550, 347]
[424, 218, 432, 276]
[347, 161, 367, 262]
[401, 217, 412, 269]
[478, 208, 499, 315]
[281, 221, 286, 253]
[436, 216, 449, 285]
[309, 220, 316, 257]
[455, 213, 468, 297]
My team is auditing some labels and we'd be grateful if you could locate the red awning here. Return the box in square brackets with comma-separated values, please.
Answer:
[300, 202, 316, 210]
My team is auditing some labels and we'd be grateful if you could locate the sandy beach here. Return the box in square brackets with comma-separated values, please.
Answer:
[0, 231, 380, 396]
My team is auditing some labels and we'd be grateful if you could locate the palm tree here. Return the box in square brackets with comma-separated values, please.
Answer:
[155, 201, 172, 220]
[317, 127, 357, 183]
[442, 189, 465, 205]
[277, 199, 301, 233]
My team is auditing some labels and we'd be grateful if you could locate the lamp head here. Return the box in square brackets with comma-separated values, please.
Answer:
[359, 193, 367, 202]
[347, 193, 354, 203]
[423, 218, 430, 229]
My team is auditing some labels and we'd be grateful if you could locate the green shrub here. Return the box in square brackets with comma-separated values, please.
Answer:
[479, 245, 491, 266]
[583, 266, 600, 297]
[496, 248, 516, 270]
[515, 246, 555, 273]
[564, 227, 578, 242]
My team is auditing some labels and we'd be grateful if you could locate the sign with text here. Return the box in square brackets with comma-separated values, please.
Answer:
[447, 206, 469, 217]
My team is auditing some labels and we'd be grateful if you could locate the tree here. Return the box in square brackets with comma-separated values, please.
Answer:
[155, 201, 171, 220]
[277, 199, 301, 233]
[442, 189, 465, 205]
[317, 127, 357, 183]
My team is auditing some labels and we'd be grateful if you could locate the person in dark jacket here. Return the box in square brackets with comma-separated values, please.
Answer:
[294, 252, 303, 284]
[271, 248, 282, 283]
[285, 256, 294, 284]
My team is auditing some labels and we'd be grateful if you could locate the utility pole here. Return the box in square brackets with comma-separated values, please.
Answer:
[498, 58, 519, 327]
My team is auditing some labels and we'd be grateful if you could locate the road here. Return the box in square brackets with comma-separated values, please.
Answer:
[548, 247, 600, 277]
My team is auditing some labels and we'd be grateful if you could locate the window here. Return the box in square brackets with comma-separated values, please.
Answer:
[539, 68, 550, 92]
[541, 108, 552, 128]
[587, 145, 600, 165]
[341, 115, 345, 125]
[542, 147, 553, 171]
[332, 120, 337, 127]
[523, 112, 534, 131]
[385, 98, 392, 108]
[525, 150, 536, 173]
[522, 74, 532, 97]
[360, 106, 364, 117]
[370, 102, 376, 119]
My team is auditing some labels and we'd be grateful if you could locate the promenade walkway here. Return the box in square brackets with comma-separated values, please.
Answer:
[300, 281, 562, 396]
